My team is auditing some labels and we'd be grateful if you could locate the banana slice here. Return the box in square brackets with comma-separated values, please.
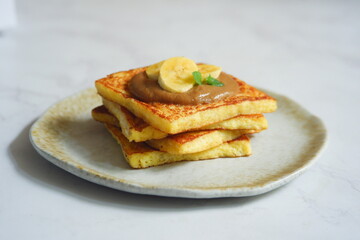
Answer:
[146, 60, 164, 80]
[198, 64, 222, 80]
[158, 57, 198, 93]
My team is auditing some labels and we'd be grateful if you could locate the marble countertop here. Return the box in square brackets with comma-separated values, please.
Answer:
[1, 0, 359, 239]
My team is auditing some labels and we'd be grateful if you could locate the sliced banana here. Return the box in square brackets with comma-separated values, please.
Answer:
[158, 57, 198, 93]
[198, 64, 222, 80]
[146, 60, 164, 80]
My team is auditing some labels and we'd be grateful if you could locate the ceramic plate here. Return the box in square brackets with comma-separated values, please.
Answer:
[30, 88, 326, 198]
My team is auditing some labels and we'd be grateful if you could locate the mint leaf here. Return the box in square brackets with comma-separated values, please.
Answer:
[192, 71, 202, 85]
[206, 76, 224, 87]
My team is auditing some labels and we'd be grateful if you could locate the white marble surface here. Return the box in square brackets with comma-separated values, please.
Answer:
[1, 0, 359, 239]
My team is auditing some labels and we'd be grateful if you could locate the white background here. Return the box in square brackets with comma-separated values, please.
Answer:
[1, 0, 359, 239]
[0, 0, 17, 30]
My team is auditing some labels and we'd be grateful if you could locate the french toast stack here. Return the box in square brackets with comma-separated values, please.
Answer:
[93, 66, 277, 168]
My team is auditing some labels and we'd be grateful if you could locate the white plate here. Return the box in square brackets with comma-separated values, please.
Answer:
[30, 88, 327, 198]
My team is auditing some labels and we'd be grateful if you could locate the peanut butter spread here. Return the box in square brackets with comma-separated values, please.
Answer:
[128, 71, 241, 105]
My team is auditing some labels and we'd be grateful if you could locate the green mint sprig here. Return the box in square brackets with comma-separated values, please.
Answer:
[192, 71, 224, 87]
[192, 71, 203, 85]
[205, 75, 224, 86]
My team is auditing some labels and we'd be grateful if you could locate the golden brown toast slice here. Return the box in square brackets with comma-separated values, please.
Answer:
[92, 106, 260, 154]
[146, 129, 258, 154]
[101, 99, 268, 142]
[201, 114, 267, 131]
[104, 124, 251, 168]
[95, 67, 276, 134]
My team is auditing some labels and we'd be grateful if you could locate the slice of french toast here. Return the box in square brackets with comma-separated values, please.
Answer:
[95, 67, 276, 134]
[146, 128, 258, 154]
[99, 99, 267, 142]
[104, 124, 251, 168]
[92, 106, 260, 154]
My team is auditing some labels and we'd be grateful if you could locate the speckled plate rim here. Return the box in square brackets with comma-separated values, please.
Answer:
[29, 88, 327, 199]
